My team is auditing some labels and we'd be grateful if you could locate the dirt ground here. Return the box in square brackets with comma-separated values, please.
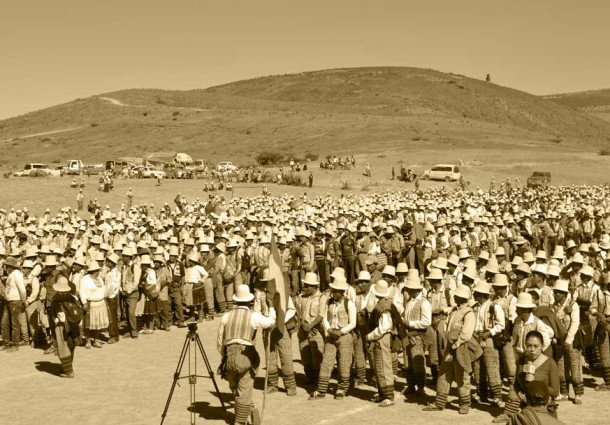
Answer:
[1, 145, 610, 216]
[2, 317, 610, 425]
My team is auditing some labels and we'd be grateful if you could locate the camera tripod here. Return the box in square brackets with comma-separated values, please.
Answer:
[160, 322, 227, 425]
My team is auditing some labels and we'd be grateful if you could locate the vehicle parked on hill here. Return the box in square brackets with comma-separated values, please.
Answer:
[527, 171, 551, 188]
[421, 164, 461, 182]
[217, 161, 237, 172]
[63, 159, 84, 175]
[13, 163, 61, 177]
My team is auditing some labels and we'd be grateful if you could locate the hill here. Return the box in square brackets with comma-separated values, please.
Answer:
[1, 67, 610, 169]
[544, 89, 610, 122]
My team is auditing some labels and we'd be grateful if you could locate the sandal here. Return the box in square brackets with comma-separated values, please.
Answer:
[378, 399, 394, 407]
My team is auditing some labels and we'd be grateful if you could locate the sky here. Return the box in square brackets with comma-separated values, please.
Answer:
[2, 0, 610, 119]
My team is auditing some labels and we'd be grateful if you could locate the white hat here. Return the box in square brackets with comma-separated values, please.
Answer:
[329, 276, 349, 291]
[371, 279, 390, 297]
[473, 281, 491, 295]
[453, 285, 471, 300]
[301, 272, 320, 286]
[87, 260, 101, 273]
[552, 279, 570, 293]
[233, 284, 254, 302]
[405, 276, 423, 290]
[515, 292, 536, 309]
[357, 270, 371, 281]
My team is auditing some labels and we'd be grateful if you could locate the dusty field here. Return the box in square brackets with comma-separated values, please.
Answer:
[1, 145, 609, 215]
[3, 317, 610, 425]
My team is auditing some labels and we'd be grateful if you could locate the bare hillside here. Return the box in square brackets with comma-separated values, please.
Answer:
[545, 89, 610, 122]
[1, 67, 609, 168]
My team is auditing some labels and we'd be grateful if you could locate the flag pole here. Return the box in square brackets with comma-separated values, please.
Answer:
[260, 328, 271, 424]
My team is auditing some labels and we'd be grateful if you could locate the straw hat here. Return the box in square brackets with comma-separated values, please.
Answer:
[552, 279, 570, 293]
[462, 266, 478, 282]
[233, 284, 254, 302]
[599, 235, 610, 250]
[485, 257, 500, 274]
[396, 263, 408, 274]
[515, 263, 531, 275]
[87, 260, 101, 273]
[552, 246, 565, 260]
[356, 270, 371, 281]
[427, 268, 444, 281]
[535, 250, 547, 260]
[571, 253, 585, 264]
[547, 264, 560, 278]
[371, 280, 390, 297]
[3, 257, 20, 269]
[473, 281, 491, 295]
[492, 273, 509, 287]
[44, 255, 59, 267]
[405, 276, 423, 290]
[565, 240, 577, 250]
[330, 267, 346, 279]
[515, 292, 536, 309]
[458, 249, 470, 259]
[532, 264, 547, 276]
[214, 242, 226, 254]
[522, 252, 535, 263]
[447, 254, 460, 267]
[478, 251, 490, 262]
[107, 253, 120, 265]
[511, 256, 523, 266]
[329, 276, 349, 291]
[433, 257, 449, 270]
[52, 276, 71, 293]
[381, 265, 396, 278]
[302, 272, 320, 286]
[580, 265, 594, 278]
[453, 285, 471, 300]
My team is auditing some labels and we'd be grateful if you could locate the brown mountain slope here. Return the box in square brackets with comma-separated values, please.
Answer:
[544, 89, 610, 122]
[1, 67, 609, 168]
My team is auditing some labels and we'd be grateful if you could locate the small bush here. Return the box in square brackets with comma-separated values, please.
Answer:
[90, 123, 99, 127]
[377, 154, 386, 158]
[156, 97, 167, 105]
[412, 136, 422, 141]
[340, 180, 352, 191]
[143, 111, 148, 117]
[260, 171, 275, 183]
[304, 152, 319, 161]
[283, 171, 304, 186]
[599, 149, 610, 156]
[172, 111, 180, 116]
[361, 184, 370, 191]
[256, 151, 284, 166]
[40, 137, 51, 142]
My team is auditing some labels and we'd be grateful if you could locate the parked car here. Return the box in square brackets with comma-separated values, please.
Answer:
[63, 159, 84, 175]
[142, 166, 166, 179]
[527, 171, 551, 188]
[217, 161, 237, 172]
[13, 163, 61, 177]
[421, 164, 461, 182]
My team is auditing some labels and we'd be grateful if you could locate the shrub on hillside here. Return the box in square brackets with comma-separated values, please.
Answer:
[305, 152, 319, 161]
[599, 149, 610, 156]
[260, 171, 275, 183]
[340, 180, 352, 191]
[282, 171, 304, 187]
[90, 123, 99, 127]
[256, 151, 284, 165]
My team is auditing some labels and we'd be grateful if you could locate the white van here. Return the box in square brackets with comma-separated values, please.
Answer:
[422, 164, 461, 182]
[64, 159, 84, 175]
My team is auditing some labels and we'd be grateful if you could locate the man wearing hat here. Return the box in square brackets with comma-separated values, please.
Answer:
[402, 275, 432, 397]
[295, 272, 324, 386]
[121, 247, 141, 339]
[339, 225, 357, 285]
[104, 253, 121, 344]
[212, 242, 229, 315]
[309, 276, 356, 400]
[552, 279, 583, 404]
[217, 284, 276, 425]
[512, 292, 554, 358]
[1, 257, 26, 352]
[166, 247, 186, 328]
[492, 273, 518, 387]
[426, 268, 453, 385]
[352, 270, 372, 386]
[186, 252, 210, 321]
[595, 261, 610, 392]
[472, 281, 505, 407]
[366, 279, 397, 407]
[424, 285, 477, 415]
[572, 264, 602, 368]
[50, 276, 81, 377]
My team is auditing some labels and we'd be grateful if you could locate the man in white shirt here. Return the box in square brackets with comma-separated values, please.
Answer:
[402, 275, 432, 397]
[472, 281, 505, 407]
[1, 257, 26, 352]
[309, 276, 356, 400]
[105, 253, 121, 344]
[217, 284, 275, 425]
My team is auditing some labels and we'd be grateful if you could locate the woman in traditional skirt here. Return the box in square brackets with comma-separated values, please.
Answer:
[79, 260, 109, 349]
[139, 255, 161, 334]
[51, 276, 81, 378]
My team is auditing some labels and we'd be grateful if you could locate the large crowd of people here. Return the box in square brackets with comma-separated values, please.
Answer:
[2, 182, 610, 425]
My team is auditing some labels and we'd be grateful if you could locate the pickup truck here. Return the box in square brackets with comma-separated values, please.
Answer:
[141, 166, 166, 179]
[13, 163, 61, 177]
[527, 171, 551, 188]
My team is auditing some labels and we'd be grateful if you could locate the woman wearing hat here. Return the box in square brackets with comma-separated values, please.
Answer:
[138, 255, 161, 334]
[79, 260, 109, 348]
[309, 276, 356, 401]
[50, 276, 81, 378]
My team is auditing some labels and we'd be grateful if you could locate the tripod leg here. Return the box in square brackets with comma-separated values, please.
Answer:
[160, 333, 190, 425]
[195, 334, 227, 410]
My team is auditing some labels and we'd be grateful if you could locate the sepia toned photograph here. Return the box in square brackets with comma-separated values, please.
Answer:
[1, 1, 610, 424]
